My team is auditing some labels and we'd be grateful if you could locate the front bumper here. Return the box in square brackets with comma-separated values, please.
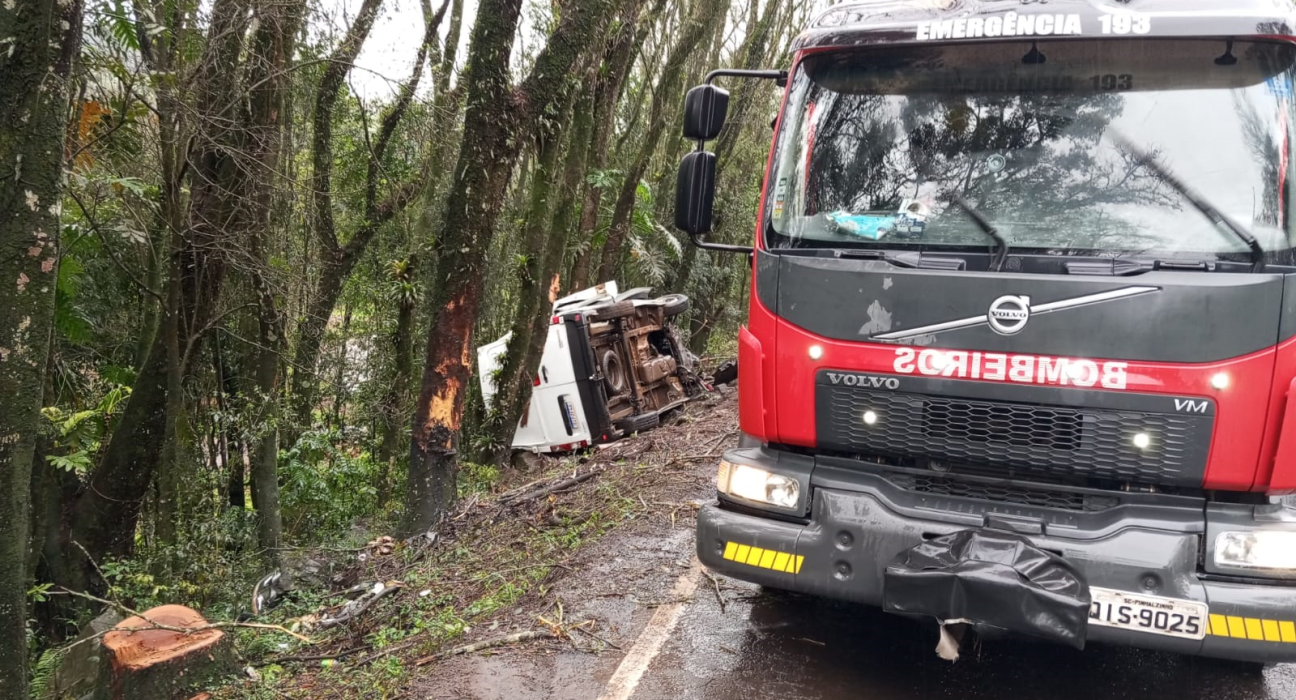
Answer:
[697, 450, 1296, 662]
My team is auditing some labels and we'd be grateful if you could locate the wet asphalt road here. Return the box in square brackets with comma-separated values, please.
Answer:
[417, 425, 1296, 700]
[628, 575, 1296, 700]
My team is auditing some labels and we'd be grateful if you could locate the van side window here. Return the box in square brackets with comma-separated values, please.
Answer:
[558, 395, 575, 436]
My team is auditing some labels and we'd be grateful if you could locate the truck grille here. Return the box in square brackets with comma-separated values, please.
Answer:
[817, 384, 1212, 487]
[888, 473, 1119, 512]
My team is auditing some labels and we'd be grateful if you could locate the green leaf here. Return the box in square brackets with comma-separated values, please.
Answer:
[103, 0, 142, 52]
[46, 451, 94, 473]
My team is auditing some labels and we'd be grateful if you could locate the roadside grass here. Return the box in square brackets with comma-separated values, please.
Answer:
[215, 432, 690, 699]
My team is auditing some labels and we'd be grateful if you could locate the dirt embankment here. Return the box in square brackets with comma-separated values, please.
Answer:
[220, 390, 735, 699]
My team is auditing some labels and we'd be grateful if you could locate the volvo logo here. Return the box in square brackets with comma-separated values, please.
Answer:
[872, 287, 1159, 341]
[987, 295, 1031, 335]
[826, 373, 899, 389]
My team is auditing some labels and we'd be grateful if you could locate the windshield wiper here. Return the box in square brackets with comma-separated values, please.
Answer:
[950, 196, 1009, 272]
[829, 248, 967, 270]
[1112, 133, 1265, 272]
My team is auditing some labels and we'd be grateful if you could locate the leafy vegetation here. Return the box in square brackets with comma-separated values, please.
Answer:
[0, 0, 820, 695]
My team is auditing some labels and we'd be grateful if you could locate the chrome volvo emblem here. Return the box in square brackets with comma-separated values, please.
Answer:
[987, 295, 1031, 335]
[870, 287, 1160, 341]
[826, 372, 899, 389]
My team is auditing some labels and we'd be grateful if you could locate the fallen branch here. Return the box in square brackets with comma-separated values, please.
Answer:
[703, 570, 726, 613]
[352, 638, 422, 667]
[496, 476, 550, 501]
[639, 595, 696, 608]
[49, 588, 313, 643]
[702, 430, 739, 454]
[481, 562, 573, 580]
[413, 630, 553, 666]
[571, 624, 621, 650]
[502, 469, 602, 505]
[319, 581, 404, 629]
[267, 648, 364, 665]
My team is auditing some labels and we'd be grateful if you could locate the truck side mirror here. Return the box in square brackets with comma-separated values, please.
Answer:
[675, 151, 716, 235]
[682, 85, 729, 140]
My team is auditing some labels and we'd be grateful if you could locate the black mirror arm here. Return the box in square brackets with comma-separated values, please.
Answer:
[704, 69, 788, 87]
[687, 231, 753, 255]
[691, 70, 787, 151]
[677, 68, 782, 256]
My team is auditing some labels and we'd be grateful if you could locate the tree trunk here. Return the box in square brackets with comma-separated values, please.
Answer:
[330, 303, 352, 429]
[490, 76, 599, 455]
[377, 258, 417, 506]
[407, 0, 524, 535]
[567, 0, 665, 290]
[594, 0, 725, 282]
[415, 0, 466, 308]
[134, 239, 163, 370]
[288, 263, 347, 434]
[249, 325, 282, 558]
[244, 0, 308, 559]
[155, 252, 184, 547]
[214, 335, 245, 509]
[0, 0, 82, 693]
[70, 0, 256, 577]
[486, 90, 578, 452]
[551, 81, 597, 280]
[287, 0, 444, 437]
[288, 0, 382, 435]
[96, 605, 234, 700]
[406, 0, 624, 535]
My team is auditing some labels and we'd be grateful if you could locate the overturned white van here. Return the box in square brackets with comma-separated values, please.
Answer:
[478, 282, 701, 454]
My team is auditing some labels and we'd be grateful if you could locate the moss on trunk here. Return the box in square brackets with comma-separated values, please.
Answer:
[406, 0, 626, 535]
[0, 0, 83, 694]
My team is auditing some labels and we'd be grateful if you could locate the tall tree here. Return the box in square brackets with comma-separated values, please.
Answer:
[286, 0, 446, 437]
[567, 0, 666, 290]
[405, 0, 627, 534]
[70, 0, 257, 577]
[594, 0, 726, 282]
[241, 0, 309, 557]
[0, 0, 83, 692]
[376, 255, 419, 504]
[668, 0, 781, 297]
[484, 87, 579, 451]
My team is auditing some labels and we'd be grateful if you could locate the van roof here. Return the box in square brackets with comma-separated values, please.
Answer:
[796, 0, 1296, 52]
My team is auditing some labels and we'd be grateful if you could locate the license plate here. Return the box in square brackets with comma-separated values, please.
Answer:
[1088, 587, 1208, 640]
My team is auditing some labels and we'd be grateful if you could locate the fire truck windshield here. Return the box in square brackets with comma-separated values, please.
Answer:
[765, 39, 1296, 263]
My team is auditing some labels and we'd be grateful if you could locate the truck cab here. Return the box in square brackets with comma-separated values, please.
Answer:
[683, 0, 1296, 663]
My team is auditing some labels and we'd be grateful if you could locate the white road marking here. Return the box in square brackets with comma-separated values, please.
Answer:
[597, 561, 702, 700]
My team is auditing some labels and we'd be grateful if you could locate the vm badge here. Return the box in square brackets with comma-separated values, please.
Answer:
[1174, 398, 1210, 414]
[826, 373, 899, 389]
[988, 295, 1031, 335]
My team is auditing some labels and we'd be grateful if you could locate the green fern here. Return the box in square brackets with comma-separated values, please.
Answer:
[29, 647, 66, 700]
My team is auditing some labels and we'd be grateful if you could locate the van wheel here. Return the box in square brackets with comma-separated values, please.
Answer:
[601, 351, 627, 395]
[591, 300, 635, 321]
[619, 411, 660, 433]
[659, 293, 689, 317]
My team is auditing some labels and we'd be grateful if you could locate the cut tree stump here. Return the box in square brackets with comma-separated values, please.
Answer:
[95, 605, 235, 700]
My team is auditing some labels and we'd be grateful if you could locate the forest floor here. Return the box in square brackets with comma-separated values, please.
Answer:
[217, 388, 737, 699]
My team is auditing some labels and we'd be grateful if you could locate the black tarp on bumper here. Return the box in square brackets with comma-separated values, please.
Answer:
[882, 530, 1092, 649]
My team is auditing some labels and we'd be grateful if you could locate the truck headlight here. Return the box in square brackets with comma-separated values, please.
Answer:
[717, 459, 800, 509]
[1214, 531, 1296, 576]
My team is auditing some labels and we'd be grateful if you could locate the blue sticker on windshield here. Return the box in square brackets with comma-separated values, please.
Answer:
[1267, 75, 1293, 99]
[828, 212, 895, 239]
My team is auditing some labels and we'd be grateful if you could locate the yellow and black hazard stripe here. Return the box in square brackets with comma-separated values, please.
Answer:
[722, 541, 804, 574]
[1208, 614, 1296, 643]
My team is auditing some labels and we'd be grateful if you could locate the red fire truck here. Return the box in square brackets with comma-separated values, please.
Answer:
[679, 0, 1296, 663]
